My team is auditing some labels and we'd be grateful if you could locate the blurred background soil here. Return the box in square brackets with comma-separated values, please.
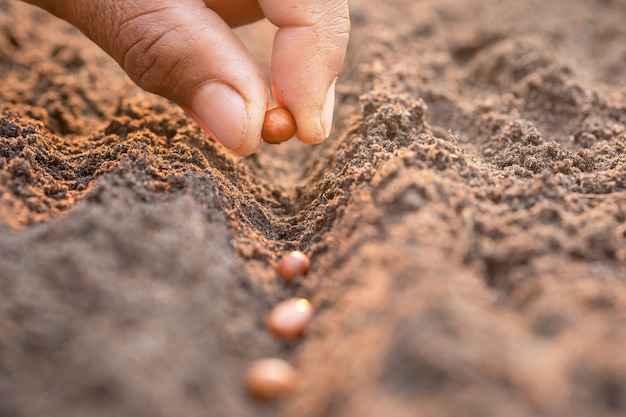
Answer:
[1, 0, 625, 416]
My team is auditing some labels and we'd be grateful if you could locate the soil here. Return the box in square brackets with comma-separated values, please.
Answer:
[1, 0, 625, 416]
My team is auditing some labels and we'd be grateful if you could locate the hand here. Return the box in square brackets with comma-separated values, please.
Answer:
[24, 0, 350, 155]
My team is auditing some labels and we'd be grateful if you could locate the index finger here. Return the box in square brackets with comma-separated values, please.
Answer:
[260, 0, 349, 144]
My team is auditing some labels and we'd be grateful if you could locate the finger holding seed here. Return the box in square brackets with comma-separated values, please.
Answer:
[264, 0, 350, 144]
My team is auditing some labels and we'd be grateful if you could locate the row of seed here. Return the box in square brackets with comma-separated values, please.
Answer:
[246, 251, 313, 400]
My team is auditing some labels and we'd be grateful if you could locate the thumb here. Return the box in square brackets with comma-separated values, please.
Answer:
[39, 0, 269, 156]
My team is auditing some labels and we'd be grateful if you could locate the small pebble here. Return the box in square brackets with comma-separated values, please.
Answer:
[267, 298, 314, 339]
[262, 107, 297, 144]
[246, 358, 298, 400]
[276, 250, 310, 283]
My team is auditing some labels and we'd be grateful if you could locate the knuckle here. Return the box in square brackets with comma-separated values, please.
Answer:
[115, 9, 190, 95]
[330, 14, 351, 44]
[121, 27, 181, 94]
[319, 1, 351, 48]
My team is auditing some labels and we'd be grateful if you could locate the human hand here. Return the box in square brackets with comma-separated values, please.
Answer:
[24, 0, 350, 155]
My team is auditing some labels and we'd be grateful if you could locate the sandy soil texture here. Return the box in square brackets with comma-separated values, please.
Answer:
[1, 0, 625, 416]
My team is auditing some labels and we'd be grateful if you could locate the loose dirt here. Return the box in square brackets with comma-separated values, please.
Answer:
[1, 1, 625, 416]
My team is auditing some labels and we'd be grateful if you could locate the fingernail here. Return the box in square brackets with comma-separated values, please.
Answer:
[321, 79, 337, 139]
[190, 82, 247, 151]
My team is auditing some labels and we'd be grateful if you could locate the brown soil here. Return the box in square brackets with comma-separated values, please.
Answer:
[1, 0, 626, 416]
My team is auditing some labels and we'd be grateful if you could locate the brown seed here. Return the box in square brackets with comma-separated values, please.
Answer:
[262, 107, 297, 144]
[276, 250, 310, 283]
[246, 358, 298, 400]
[267, 298, 314, 339]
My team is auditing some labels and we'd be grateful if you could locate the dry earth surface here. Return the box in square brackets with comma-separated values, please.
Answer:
[1, 0, 625, 416]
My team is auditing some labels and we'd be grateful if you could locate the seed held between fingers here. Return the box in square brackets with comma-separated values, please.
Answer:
[276, 250, 310, 283]
[246, 358, 298, 400]
[267, 298, 314, 339]
[262, 107, 297, 144]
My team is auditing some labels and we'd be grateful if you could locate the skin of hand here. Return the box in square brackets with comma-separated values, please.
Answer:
[22, 0, 350, 156]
